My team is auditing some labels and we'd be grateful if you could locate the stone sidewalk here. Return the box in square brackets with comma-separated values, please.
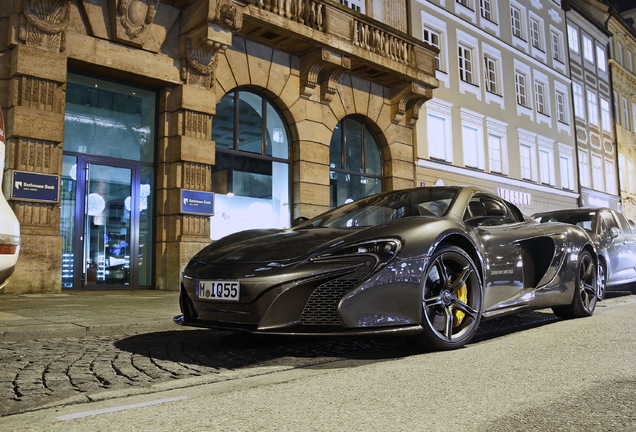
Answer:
[0, 290, 183, 342]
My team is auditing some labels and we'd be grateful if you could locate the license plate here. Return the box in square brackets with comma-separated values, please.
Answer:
[195, 280, 240, 301]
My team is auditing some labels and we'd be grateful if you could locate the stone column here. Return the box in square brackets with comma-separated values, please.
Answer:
[3, 0, 69, 293]
[155, 85, 216, 291]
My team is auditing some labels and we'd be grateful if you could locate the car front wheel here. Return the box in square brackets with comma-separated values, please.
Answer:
[553, 249, 597, 318]
[417, 246, 483, 351]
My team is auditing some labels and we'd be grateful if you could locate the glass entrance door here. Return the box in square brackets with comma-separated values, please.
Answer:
[61, 155, 152, 289]
[84, 163, 132, 287]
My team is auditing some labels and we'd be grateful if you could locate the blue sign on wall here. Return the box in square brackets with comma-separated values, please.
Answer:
[10, 171, 60, 203]
[181, 189, 214, 215]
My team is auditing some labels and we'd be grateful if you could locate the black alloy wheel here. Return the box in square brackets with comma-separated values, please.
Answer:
[553, 249, 597, 318]
[418, 246, 483, 351]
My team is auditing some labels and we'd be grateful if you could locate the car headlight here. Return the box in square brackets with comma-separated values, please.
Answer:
[313, 238, 403, 267]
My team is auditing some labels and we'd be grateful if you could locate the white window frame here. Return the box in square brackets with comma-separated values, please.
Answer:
[515, 71, 528, 107]
[619, 154, 626, 192]
[484, 55, 498, 94]
[579, 150, 590, 188]
[629, 158, 635, 194]
[628, 50, 633, 72]
[622, 96, 629, 128]
[539, 149, 554, 186]
[551, 29, 563, 63]
[480, 0, 496, 22]
[423, 25, 443, 72]
[587, 90, 599, 127]
[556, 90, 567, 123]
[573, 82, 586, 120]
[535, 81, 548, 115]
[596, 44, 607, 72]
[605, 158, 617, 195]
[486, 117, 508, 175]
[425, 99, 454, 163]
[461, 109, 485, 170]
[510, 5, 525, 40]
[530, 16, 544, 51]
[558, 144, 575, 191]
[583, 35, 595, 64]
[567, 24, 579, 53]
[632, 103, 636, 131]
[601, 98, 611, 132]
[520, 143, 534, 181]
[458, 44, 475, 84]
[592, 153, 604, 191]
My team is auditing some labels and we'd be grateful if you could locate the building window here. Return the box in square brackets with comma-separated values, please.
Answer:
[616, 40, 624, 65]
[457, 0, 473, 9]
[211, 90, 291, 239]
[559, 153, 574, 190]
[510, 6, 524, 39]
[579, 150, 590, 188]
[628, 50, 633, 72]
[515, 71, 528, 107]
[605, 159, 617, 194]
[488, 133, 503, 173]
[539, 147, 554, 185]
[596, 45, 607, 72]
[484, 55, 498, 94]
[567, 24, 579, 53]
[629, 158, 635, 193]
[583, 35, 594, 63]
[428, 113, 453, 162]
[587, 90, 599, 127]
[520, 143, 533, 180]
[573, 83, 586, 120]
[622, 96, 629, 128]
[551, 30, 563, 62]
[632, 103, 636, 131]
[462, 124, 484, 169]
[556, 90, 568, 124]
[329, 116, 383, 207]
[592, 154, 604, 191]
[339, 0, 363, 13]
[458, 44, 475, 83]
[423, 26, 442, 71]
[530, 17, 543, 51]
[601, 99, 611, 132]
[480, 0, 495, 22]
[535, 81, 548, 115]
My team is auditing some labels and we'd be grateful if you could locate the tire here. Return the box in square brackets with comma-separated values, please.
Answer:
[417, 246, 483, 351]
[552, 249, 597, 319]
[597, 261, 607, 300]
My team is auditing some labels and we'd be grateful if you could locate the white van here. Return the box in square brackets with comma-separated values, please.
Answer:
[0, 108, 20, 289]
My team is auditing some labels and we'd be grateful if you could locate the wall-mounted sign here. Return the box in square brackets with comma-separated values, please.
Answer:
[10, 170, 60, 203]
[496, 187, 531, 207]
[181, 189, 214, 215]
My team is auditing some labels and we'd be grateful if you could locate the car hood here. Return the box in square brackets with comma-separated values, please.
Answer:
[189, 227, 364, 266]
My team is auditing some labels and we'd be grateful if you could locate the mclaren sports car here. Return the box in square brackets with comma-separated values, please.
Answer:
[176, 186, 598, 350]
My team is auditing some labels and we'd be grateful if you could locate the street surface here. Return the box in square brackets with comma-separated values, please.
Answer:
[1, 292, 635, 431]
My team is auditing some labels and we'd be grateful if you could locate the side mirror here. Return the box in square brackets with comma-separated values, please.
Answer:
[292, 216, 309, 226]
[609, 226, 620, 239]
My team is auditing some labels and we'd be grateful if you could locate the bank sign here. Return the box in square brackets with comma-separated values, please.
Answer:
[181, 189, 214, 215]
[10, 170, 60, 203]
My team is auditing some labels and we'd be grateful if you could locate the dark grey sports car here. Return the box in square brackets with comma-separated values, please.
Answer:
[176, 186, 597, 350]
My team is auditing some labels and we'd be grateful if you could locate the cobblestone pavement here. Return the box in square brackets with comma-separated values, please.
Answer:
[0, 304, 601, 418]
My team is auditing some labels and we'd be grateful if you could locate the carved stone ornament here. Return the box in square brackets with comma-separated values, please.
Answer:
[300, 49, 351, 103]
[117, 0, 159, 40]
[214, 0, 243, 31]
[19, 0, 70, 52]
[391, 82, 433, 127]
[181, 36, 227, 89]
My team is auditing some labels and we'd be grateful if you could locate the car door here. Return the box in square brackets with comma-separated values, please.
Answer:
[602, 211, 636, 285]
[464, 193, 540, 312]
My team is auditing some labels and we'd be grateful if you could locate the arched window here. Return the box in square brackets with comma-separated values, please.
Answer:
[329, 116, 383, 207]
[210, 90, 290, 240]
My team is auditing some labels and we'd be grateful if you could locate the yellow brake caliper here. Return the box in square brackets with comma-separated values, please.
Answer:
[453, 282, 468, 327]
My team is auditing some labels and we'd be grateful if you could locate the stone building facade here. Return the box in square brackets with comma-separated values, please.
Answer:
[0, 0, 437, 293]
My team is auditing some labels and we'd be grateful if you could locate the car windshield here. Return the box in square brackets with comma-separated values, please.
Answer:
[536, 211, 595, 232]
[299, 188, 458, 229]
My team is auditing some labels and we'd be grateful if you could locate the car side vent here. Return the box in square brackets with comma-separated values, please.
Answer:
[300, 260, 375, 326]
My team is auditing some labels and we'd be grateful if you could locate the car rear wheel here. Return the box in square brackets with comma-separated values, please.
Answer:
[597, 261, 606, 300]
[552, 249, 597, 319]
[417, 246, 483, 351]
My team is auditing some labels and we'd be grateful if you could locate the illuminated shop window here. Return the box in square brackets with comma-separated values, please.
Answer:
[329, 117, 383, 207]
[210, 90, 290, 240]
